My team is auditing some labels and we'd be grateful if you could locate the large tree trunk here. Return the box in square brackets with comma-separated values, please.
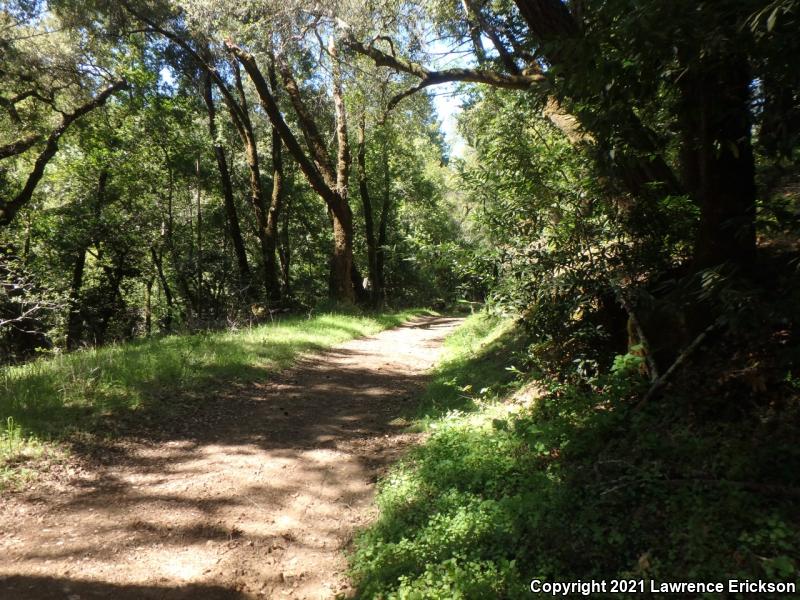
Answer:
[227, 41, 355, 303]
[202, 71, 252, 296]
[513, 0, 756, 270]
[681, 54, 757, 269]
[328, 36, 355, 303]
[330, 204, 355, 303]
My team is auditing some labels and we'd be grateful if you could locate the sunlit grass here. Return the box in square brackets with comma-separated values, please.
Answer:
[411, 311, 526, 426]
[0, 309, 427, 488]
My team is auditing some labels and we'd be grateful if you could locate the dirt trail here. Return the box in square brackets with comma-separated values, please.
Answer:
[0, 316, 462, 600]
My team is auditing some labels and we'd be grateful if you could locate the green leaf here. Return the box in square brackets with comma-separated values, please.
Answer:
[767, 6, 779, 31]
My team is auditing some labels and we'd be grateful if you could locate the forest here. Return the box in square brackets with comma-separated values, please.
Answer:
[1, 0, 799, 598]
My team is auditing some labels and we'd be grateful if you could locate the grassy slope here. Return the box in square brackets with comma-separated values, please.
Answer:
[0, 310, 425, 488]
[350, 313, 800, 599]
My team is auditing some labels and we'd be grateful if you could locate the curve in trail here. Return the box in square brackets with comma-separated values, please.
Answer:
[0, 315, 463, 600]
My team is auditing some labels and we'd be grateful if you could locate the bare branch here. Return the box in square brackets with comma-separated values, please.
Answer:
[345, 36, 547, 110]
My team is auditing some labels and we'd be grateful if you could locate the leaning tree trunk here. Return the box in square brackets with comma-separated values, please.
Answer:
[226, 40, 356, 304]
[230, 61, 281, 302]
[263, 58, 284, 304]
[202, 71, 253, 297]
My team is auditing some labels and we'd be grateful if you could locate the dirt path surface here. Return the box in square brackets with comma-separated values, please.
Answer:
[0, 316, 462, 600]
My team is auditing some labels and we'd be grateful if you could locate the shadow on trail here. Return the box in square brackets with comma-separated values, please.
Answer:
[0, 575, 247, 599]
[0, 316, 462, 599]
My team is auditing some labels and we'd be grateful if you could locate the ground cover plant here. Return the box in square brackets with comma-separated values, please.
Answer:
[350, 308, 800, 599]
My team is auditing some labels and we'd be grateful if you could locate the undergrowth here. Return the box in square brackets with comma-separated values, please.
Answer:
[0, 309, 426, 490]
[350, 312, 800, 599]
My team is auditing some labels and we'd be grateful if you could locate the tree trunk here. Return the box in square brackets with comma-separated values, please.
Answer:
[357, 112, 379, 304]
[66, 247, 87, 350]
[151, 246, 173, 332]
[330, 203, 355, 303]
[201, 71, 252, 296]
[684, 54, 757, 270]
[375, 134, 392, 304]
[512, 0, 756, 270]
[329, 36, 355, 303]
[279, 193, 291, 298]
[229, 61, 280, 302]
[227, 42, 355, 303]
[263, 58, 284, 304]
[144, 276, 153, 336]
[195, 158, 203, 317]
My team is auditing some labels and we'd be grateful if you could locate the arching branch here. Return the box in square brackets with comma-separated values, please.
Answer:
[0, 79, 127, 227]
[345, 37, 547, 110]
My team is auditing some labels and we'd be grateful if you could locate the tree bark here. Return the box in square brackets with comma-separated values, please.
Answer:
[329, 36, 356, 303]
[264, 57, 284, 304]
[228, 62, 280, 302]
[150, 246, 173, 332]
[512, 0, 755, 269]
[278, 193, 291, 298]
[330, 205, 355, 302]
[357, 112, 378, 304]
[375, 132, 392, 304]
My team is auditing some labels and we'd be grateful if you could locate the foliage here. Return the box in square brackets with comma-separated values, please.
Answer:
[351, 311, 800, 599]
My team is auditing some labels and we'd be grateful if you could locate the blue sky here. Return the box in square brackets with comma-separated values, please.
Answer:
[427, 38, 473, 158]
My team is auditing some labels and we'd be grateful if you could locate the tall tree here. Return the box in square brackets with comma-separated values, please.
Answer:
[201, 70, 253, 296]
[227, 32, 357, 302]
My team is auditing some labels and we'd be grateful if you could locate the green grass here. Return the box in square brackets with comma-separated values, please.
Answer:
[350, 312, 800, 599]
[411, 312, 527, 426]
[0, 309, 427, 489]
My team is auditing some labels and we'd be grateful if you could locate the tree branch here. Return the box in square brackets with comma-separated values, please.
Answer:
[345, 36, 546, 110]
[329, 35, 350, 198]
[463, 0, 521, 74]
[0, 132, 41, 160]
[277, 60, 337, 189]
[0, 79, 127, 227]
[225, 41, 341, 215]
[120, 1, 249, 127]
[636, 320, 721, 408]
